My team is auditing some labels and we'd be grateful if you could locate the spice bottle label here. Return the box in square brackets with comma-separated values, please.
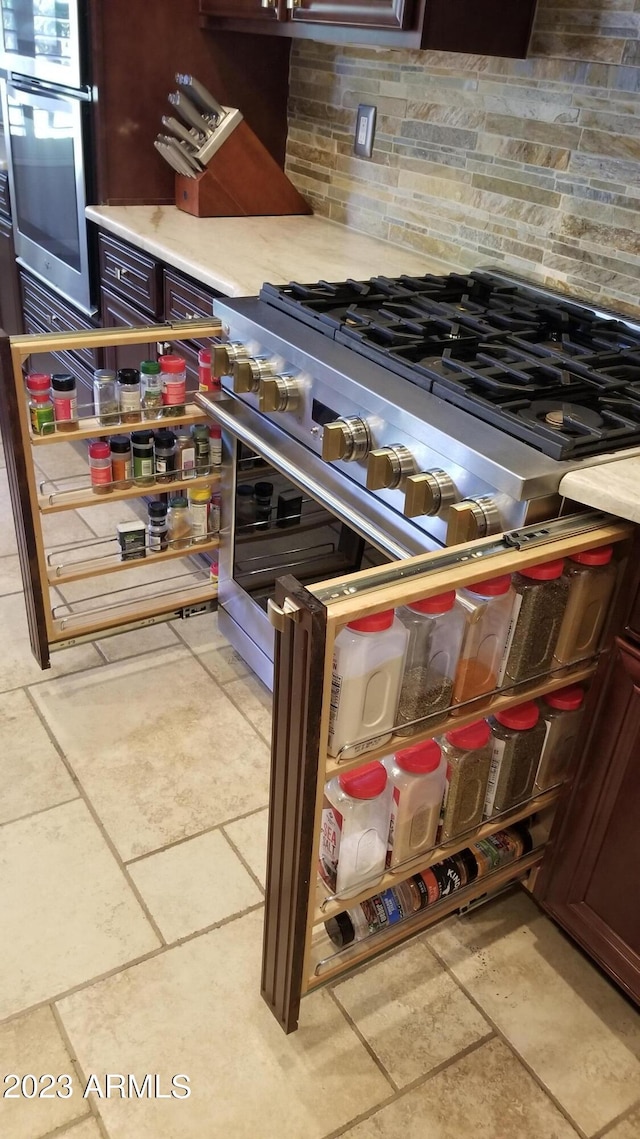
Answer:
[327, 666, 343, 753]
[163, 379, 186, 406]
[484, 738, 507, 817]
[386, 786, 400, 867]
[181, 445, 196, 476]
[496, 592, 523, 685]
[134, 458, 154, 477]
[53, 394, 77, 422]
[119, 389, 141, 412]
[319, 800, 343, 892]
[30, 405, 54, 434]
[90, 464, 111, 487]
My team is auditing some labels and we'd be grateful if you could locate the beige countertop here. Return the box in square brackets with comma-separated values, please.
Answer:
[561, 458, 640, 525]
[86, 205, 451, 297]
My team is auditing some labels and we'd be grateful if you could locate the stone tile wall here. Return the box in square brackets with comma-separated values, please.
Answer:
[285, 0, 639, 315]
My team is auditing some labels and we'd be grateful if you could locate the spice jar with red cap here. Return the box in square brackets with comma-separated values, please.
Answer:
[438, 721, 493, 840]
[88, 440, 112, 496]
[535, 685, 586, 792]
[485, 701, 546, 818]
[26, 373, 54, 435]
[159, 354, 187, 417]
[396, 591, 466, 734]
[384, 739, 446, 867]
[453, 575, 515, 708]
[320, 762, 391, 896]
[327, 609, 408, 760]
[554, 546, 617, 666]
[499, 559, 570, 685]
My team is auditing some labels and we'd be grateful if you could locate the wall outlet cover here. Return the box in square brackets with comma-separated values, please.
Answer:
[354, 104, 376, 159]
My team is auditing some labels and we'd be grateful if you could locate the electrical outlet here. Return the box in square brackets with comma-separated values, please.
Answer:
[354, 104, 376, 159]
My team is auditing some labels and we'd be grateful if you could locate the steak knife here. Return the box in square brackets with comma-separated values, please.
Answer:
[159, 135, 203, 175]
[154, 139, 193, 177]
[161, 115, 200, 150]
[176, 74, 225, 123]
[168, 91, 213, 137]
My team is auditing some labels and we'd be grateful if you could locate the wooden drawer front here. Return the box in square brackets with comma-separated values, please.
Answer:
[163, 268, 218, 323]
[0, 172, 11, 222]
[98, 232, 161, 318]
[20, 272, 100, 379]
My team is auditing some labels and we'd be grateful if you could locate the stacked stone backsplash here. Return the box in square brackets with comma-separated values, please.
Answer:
[285, 0, 639, 315]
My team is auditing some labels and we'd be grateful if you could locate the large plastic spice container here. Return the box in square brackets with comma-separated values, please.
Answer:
[319, 762, 391, 897]
[553, 546, 617, 666]
[384, 739, 446, 868]
[396, 591, 466, 735]
[327, 610, 408, 760]
[485, 702, 546, 818]
[535, 685, 586, 793]
[499, 560, 569, 685]
[453, 576, 514, 708]
[438, 720, 492, 841]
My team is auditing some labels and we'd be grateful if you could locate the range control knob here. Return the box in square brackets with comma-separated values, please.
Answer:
[366, 445, 418, 491]
[259, 375, 301, 413]
[404, 469, 457, 518]
[446, 497, 502, 546]
[322, 416, 371, 463]
[212, 342, 248, 377]
[232, 356, 275, 395]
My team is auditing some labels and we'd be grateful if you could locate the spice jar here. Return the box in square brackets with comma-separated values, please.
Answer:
[209, 425, 222, 468]
[93, 369, 120, 427]
[553, 546, 617, 666]
[159, 354, 187, 417]
[198, 347, 215, 392]
[117, 368, 142, 424]
[209, 492, 220, 534]
[176, 430, 196, 479]
[236, 485, 255, 528]
[140, 360, 163, 420]
[320, 762, 391, 897]
[535, 685, 586, 793]
[396, 591, 466, 735]
[51, 373, 78, 432]
[154, 429, 178, 483]
[131, 429, 155, 486]
[110, 436, 133, 488]
[485, 702, 546, 819]
[384, 739, 446, 868]
[148, 501, 169, 553]
[438, 721, 492, 841]
[88, 439, 112, 495]
[167, 495, 193, 549]
[26, 373, 54, 436]
[192, 423, 210, 475]
[499, 560, 569, 685]
[453, 576, 515, 709]
[254, 481, 274, 530]
[188, 485, 211, 542]
[328, 610, 408, 760]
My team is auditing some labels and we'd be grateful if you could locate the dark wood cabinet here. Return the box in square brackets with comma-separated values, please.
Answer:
[98, 233, 162, 320]
[0, 217, 23, 337]
[20, 271, 100, 397]
[100, 287, 161, 374]
[290, 1, 414, 29]
[200, 0, 280, 17]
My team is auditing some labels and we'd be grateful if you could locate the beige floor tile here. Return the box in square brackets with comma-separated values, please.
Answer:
[0, 469, 19, 557]
[59, 1120, 104, 1139]
[0, 1006, 86, 1139]
[76, 497, 146, 539]
[0, 800, 159, 1019]
[604, 1106, 640, 1139]
[198, 643, 250, 684]
[31, 647, 270, 860]
[41, 510, 97, 553]
[171, 608, 228, 652]
[96, 622, 179, 662]
[427, 891, 640, 1135]
[333, 938, 490, 1088]
[341, 1038, 579, 1139]
[0, 689, 77, 825]
[56, 554, 201, 606]
[34, 440, 91, 481]
[224, 808, 269, 889]
[0, 595, 101, 694]
[57, 910, 391, 1139]
[0, 554, 23, 595]
[128, 829, 263, 942]
[225, 672, 272, 740]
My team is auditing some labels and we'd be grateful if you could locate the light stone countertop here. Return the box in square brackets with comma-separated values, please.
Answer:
[561, 458, 640, 525]
[86, 205, 451, 297]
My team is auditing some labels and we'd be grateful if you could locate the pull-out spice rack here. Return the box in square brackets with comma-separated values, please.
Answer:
[0, 321, 222, 666]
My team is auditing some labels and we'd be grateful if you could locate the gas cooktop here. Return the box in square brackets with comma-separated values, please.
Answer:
[260, 271, 640, 461]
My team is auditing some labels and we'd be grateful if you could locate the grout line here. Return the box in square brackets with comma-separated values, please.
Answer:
[38, 1114, 96, 1139]
[591, 1098, 640, 1139]
[51, 1004, 112, 1139]
[0, 794, 82, 831]
[220, 823, 266, 897]
[123, 803, 268, 867]
[326, 986, 399, 1094]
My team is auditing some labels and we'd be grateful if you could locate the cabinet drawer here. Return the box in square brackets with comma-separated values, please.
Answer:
[163, 268, 219, 323]
[98, 232, 161, 318]
[20, 271, 100, 390]
[0, 172, 11, 222]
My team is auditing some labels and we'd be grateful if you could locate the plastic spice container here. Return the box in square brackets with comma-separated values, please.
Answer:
[453, 576, 515, 708]
[192, 423, 211, 475]
[93, 369, 120, 427]
[384, 739, 446, 868]
[140, 360, 163, 419]
[26, 373, 54, 435]
[167, 495, 192, 549]
[51, 374, 78, 432]
[209, 425, 222, 467]
[131, 429, 155, 486]
[319, 762, 391, 897]
[553, 547, 617, 666]
[117, 368, 142, 424]
[499, 560, 569, 685]
[485, 702, 546, 819]
[438, 721, 492, 841]
[188, 486, 211, 542]
[396, 591, 466, 735]
[328, 610, 409, 760]
[148, 501, 168, 553]
[110, 436, 132, 488]
[159, 354, 187, 417]
[154, 429, 178, 483]
[176, 430, 196, 479]
[535, 685, 586, 793]
[88, 440, 112, 495]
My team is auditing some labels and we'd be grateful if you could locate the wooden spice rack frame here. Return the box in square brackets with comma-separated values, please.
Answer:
[0, 321, 223, 668]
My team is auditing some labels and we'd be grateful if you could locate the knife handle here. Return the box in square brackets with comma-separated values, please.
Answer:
[162, 115, 199, 148]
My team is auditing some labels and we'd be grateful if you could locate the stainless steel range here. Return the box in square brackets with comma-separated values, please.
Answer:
[196, 269, 640, 688]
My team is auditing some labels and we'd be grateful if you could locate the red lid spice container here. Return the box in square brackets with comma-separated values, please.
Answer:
[453, 576, 515, 709]
[88, 440, 112, 495]
[499, 560, 569, 685]
[535, 685, 586, 793]
[554, 547, 617, 666]
[26, 373, 54, 436]
[396, 591, 466, 734]
[159, 354, 187, 417]
[438, 720, 492, 840]
[485, 702, 546, 818]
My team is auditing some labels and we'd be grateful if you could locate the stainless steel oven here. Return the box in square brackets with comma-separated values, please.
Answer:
[0, 0, 85, 88]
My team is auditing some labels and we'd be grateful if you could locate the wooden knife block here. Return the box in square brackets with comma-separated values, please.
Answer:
[175, 119, 311, 218]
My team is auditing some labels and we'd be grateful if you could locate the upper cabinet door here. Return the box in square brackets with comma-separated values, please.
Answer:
[289, 0, 414, 28]
[199, 0, 282, 19]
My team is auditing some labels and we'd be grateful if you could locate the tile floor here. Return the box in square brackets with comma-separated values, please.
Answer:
[1, 442, 640, 1139]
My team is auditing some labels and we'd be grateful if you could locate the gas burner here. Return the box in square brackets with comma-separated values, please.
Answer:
[519, 401, 605, 436]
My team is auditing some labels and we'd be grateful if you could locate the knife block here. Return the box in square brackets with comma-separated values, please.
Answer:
[174, 119, 311, 218]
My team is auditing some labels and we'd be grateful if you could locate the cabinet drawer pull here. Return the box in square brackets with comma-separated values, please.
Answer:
[114, 266, 130, 281]
[261, 0, 276, 7]
[48, 313, 64, 329]
[286, 0, 301, 7]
